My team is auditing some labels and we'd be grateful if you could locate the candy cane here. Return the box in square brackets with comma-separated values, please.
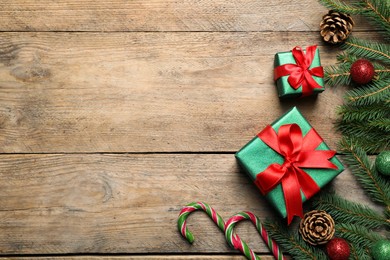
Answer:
[177, 202, 225, 243]
[225, 211, 286, 260]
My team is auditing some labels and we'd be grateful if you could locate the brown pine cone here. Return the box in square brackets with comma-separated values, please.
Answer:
[299, 210, 335, 245]
[320, 10, 354, 44]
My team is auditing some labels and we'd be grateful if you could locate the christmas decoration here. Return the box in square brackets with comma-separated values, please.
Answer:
[235, 107, 343, 224]
[177, 202, 286, 260]
[225, 211, 286, 260]
[299, 210, 335, 245]
[262, 0, 390, 259]
[320, 10, 354, 44]
[274, 45, 324, 98]
[326, 238, 351, 260]
[371, 240, 390, 260]
[375, 151, 390, 176]
[350, 59, 375, 84]
[177, 202, 225, 243]
[321, 5, 389, 155]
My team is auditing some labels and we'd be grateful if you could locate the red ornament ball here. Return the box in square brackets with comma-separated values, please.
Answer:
[326, 238, 351, 260]
[350, 59, 375, 85]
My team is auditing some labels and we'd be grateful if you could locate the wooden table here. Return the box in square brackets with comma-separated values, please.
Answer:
[0, 1, 380, 259]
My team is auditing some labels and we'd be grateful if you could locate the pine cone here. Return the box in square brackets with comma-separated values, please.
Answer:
[320, 10, 354, 44]
[299, 210, 335, 245]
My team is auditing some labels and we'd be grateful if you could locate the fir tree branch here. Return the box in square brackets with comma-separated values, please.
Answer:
[336, 223, 383, 244]
[264, 220, 327, 260]
[376, 69, 390, 73]
[336, 223, 383, 259]
[369, 118, 390, 131]
[337, 102, 390, 152]
[312, 192, 390, 229]
[342, 37, 390, 65]
[372, 61, 390, 80]
[325, 63, 352, 87]
[347, 82, 390, 103]
[339, 138, 390, 206]
[337, 52, 359, 64]
[337, 127, 389, 152]
[318, 0, 367, 14]
[339, 133, 389, 153]
[346, 77, 390, 105]
[325, 68, 389, 87]
[363, 0, 390, 34]
[349, 245, 367, 260]
[326, 52, 389, 88]
[365, 0, 388, 24]
[329, 71, 350, 78]
[319, 0, 390, 35]
[338, 118, 390, 138]
[338, 102, 390, 122]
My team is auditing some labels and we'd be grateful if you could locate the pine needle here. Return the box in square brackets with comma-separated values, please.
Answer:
[336, 52, 359, 63]
[336, 52, 390, 67]
[362, 0, 390, 35]
[312, 192, 390, 229]
[318, 0, 367, 14]
[325, 63, 352, 87]
[337, 102, 390, 122]
[341, 37, 390, 65]
[336, 98, 390, 153]
[339, 138, 390, 206]
[336, 223, 383, 259]
[369, 118, 390, 131]
[345, 77, 390, 106]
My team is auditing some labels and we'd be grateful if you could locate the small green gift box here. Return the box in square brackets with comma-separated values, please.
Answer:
[235, 107, 344, 224]
[274, 45, 325, 99]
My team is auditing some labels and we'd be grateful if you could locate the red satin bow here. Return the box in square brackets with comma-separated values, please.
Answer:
[255, 124, 337, 224]
[274, 45, 324, 97]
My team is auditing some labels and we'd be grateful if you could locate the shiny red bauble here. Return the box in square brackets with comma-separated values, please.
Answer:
[326, 238, 351, 260]
[350, 59, 375, 85]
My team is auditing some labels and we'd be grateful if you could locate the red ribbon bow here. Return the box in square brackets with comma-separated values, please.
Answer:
[254, 124, 337, 224]
[274, 45, 324, 97]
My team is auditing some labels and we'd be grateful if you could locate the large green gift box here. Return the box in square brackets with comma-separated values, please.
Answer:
[274, 45, 325, 99]
[235, 107, 344, 224]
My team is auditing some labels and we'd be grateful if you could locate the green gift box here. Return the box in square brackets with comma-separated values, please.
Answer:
[274, 45, 325, 99]
[235, 107, 344, 223]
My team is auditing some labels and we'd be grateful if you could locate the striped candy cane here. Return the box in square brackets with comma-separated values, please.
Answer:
[225, 211, 286, 260]
[177, 202, 225, 243]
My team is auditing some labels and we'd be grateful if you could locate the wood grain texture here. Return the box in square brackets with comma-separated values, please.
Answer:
[2, 31, 383, 153]
[0, 154, 375, 254]
[0, 0, 370, 32]
[0, 0, 382, 258]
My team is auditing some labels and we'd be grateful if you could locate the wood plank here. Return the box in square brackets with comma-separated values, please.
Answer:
[1, 31, 382, 153]
[0, 0, 371, 32]
[0, 154, 377, 254]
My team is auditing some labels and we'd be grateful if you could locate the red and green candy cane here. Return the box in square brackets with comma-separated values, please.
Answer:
[225, 211, 286, 260]
[177, 201, 225, 243]
[178, 202, 285, 260]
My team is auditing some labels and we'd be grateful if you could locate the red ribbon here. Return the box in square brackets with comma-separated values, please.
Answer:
[254, 124, 337, 224]
[274, 45, 324, 97]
